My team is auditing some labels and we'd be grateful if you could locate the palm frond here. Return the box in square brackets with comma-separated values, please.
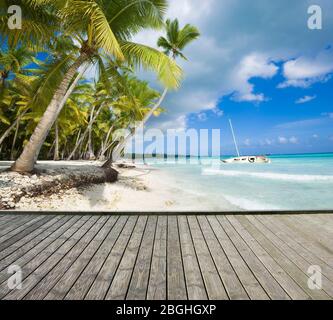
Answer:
[61, 1, 124, 60]
[120, 41, 182, 89]
[106, 0, 168, 39]
[177, 24, 200, 50]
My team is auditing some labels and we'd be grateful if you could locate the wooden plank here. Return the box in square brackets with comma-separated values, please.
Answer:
[177, 216, 207, 300]
[246, 215, 333, 298]
[197, 216, 249, 300]
[43, 216, 117, 300]
[64, 216, 127, 300]
[105, 216, 148, 300]
[312, 214, 333, 226]
[23, 216, 109, 300]
[296, 215, 333, 237]
[0, 216, 68, 268]
[235, 215, 330, 300]
[85, 216, 137, 300]
[293, 214, 333, 236]
[0, 216, 54, 252]
[146, 216, 167, 300]
[0, 216, 99, 300]
[227, 216, 310, 300]
[0, 215, 24, 228]
[167, 216, 187, 300]
[0, 215, 65, 260]
[0, 216, 82, 285]
[0, 213, 332, 301]
[217, 215, 290, 300]
[272, 215, 333, 266]
[288, 215, 333, 253]
[0, 215, 48, 243]
[126, 216, 158, 300]
[207, 216, 268, 300]
[256, 215, 333, 283]
[0, 215, 32, 233]
[187, 216, 228, 300]
[0, 215, 36, 238]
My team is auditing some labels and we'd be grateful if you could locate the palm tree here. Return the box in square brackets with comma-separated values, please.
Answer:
[111, 18, 199, 162]
[0, 46, 34, 90]
[5, 0, 182, 172]
[149, 18, 200, 122]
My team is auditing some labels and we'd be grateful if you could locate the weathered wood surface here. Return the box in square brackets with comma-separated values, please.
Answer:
[0, 213, 332, 300]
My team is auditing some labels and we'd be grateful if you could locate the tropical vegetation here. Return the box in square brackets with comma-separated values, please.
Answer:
[0, 0, 199, 172]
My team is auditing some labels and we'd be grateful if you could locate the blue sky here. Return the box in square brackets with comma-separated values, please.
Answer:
[4, 1, 332, 156]
[187, 63, 333, 155]
[133, 0, 333, 155]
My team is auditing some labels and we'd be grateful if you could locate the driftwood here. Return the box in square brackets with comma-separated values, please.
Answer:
[0, 166, 118, 210]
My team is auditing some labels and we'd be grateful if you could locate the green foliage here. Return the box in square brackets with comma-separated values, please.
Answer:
[0, 1, 199, 161]
[157, 18, 200, 59]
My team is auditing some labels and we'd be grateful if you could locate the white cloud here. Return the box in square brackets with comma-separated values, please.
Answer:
[276, 118, 325, 129]
[264, 138, 274, 145]
[197, 112, 208, 122]
[312, 134, 319, 139]
[278, 136, 298, 144]
[157, 115, 187, 131]
[231, 54, 278, 102]
[212, 108, 224, 117]
[289, 136, 299, 144]
[295, 95, 317, 104]
[244, 139, 251, 146]
[279, 49, 333, 88]
[133, 0, 333, 129]
[278, 137, 288, 144]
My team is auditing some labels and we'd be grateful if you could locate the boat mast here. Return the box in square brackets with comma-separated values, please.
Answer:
[229, 119, 240, 157]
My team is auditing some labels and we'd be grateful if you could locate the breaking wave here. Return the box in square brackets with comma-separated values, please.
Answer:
[202, 169, 333, 182]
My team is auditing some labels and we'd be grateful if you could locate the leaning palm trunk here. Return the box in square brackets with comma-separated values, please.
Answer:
[87, 105, 96, 160]
[54, 121, 60, 161]
[0, 109, 28, 146]
[67, 104, 104, 161]
[98, 125, 114, 160]
[11, 54, 88, 172]
[33, 63, 90, 164]
[104, 88, 168, 166]
[55, 63, 89, 120]
[10, 120, 20, 160]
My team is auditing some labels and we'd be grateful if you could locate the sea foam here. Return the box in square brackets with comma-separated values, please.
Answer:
[223, 195, 281, 211]
[202, 169, 333, 182]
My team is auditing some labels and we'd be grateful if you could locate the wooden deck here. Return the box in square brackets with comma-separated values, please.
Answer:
[0, 213, 332, 300]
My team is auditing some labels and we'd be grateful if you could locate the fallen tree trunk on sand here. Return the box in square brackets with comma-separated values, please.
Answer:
[0, 166, 118, 210]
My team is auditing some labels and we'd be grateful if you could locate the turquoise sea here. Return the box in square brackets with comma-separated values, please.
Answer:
[143, 153, 333, 211]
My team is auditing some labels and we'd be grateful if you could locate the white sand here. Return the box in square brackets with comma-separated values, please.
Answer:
[3, 160, 235, 212]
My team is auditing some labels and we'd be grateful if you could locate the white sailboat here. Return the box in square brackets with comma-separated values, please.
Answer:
[222, 119, 271, 164]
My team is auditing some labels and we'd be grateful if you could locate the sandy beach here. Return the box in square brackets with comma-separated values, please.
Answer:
[0, 161, 236, 212]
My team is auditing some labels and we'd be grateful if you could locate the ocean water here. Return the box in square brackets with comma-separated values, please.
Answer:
[144, 153, 333, 211]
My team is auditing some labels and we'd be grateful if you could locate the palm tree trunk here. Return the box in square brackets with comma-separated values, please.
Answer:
[32, 63, 90, 165]
[10, 119, 20, 160]
[54, 121, 60, 161]
[55, 63, 89, 119]
[0, 109, 28, 146]
[87, 105, 96, 160]
[47, 140, 56, 159]
[99, 125, 114, 159]
[104, 88, 168, 165]
[142, 88, 168, 125]
[67, 104, 104, 161]
[11, 54, 88, 172]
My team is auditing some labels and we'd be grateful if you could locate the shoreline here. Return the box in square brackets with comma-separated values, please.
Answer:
[0, 160, 238, 212]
